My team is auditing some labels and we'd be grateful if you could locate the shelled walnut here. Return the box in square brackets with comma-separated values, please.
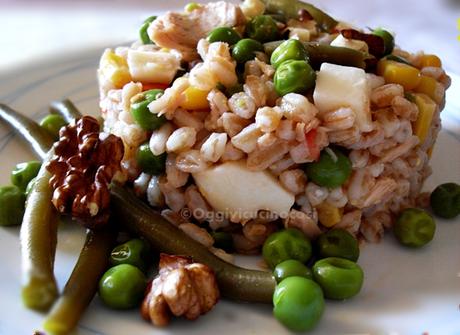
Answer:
[46, 116, 124, 228]
[141, 254, 219, 327]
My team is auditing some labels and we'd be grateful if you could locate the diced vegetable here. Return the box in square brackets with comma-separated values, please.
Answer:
[376, 59, 421, 90]
[394, 208, 435, 248]
[139, 16, 157, 44]
[414, 75, 443, 104]
[0, 186, 25, 226]
[372, 28, 394, 55]
[316, 202, 343, 228]
[419, 54, 442, 68]
[413, 93, 436, 143]
[99, 49, 132, 88]
[313, 63, 372, 132]
[330, 34, 368, 53]
[312, 257, 364, 299]
[192, 161, 295, 222]
[260, 0, 338, 33]
[180, 86, 210, 110]
[127, 49, 180, 84]
[262, 228, 312, 269]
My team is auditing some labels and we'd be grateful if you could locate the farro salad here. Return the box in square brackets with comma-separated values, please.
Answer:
[99, 1, 449, 249]
[0, 0, 459, 333]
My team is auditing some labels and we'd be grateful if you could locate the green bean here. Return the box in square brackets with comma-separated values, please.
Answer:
[43, 229, 114, 335]
[49, 99, 83, 123]
[110, 184, 276, 303]
[0, 104, 54, 160]
[264, 41, 367, 69]
[20, 150, 59, 311]
[260, 0, 338, 32]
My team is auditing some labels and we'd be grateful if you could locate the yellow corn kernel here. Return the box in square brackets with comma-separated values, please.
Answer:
[413, 93, 436, 144]
[100, 50, 131, 88]
[377, 60, 421, 90]
[316, 202, 343, 228]
[420, 54, 442, 68]
[427, 145, 434, 159]
[180, 86, 210, 110]
[415, 75, 444, 104]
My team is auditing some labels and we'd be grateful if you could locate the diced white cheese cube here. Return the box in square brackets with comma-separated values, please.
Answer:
[330, 34, 369, 53]
[127, 49, 180, 84]
[193, 161, 295, 222]
[313, 63, 372, 132]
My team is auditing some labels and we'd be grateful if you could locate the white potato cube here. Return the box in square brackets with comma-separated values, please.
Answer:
[330, 34, 369, 53]
[193, 161, 295, 222]
[313, 63, 372, 132]
[127, 49, 180, 84]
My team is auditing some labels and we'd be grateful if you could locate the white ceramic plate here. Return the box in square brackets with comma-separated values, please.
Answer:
[0, 48, 460, 335]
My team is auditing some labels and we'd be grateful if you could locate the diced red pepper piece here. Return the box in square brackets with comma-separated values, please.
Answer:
[305, 128, 320, 161]
[142, 82, 169, 91]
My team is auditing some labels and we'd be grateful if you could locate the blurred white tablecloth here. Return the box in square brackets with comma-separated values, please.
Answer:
[0, 0, 459, 74]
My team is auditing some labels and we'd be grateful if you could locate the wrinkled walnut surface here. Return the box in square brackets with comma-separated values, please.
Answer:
[141, 253, 220, 327]
[46, 116, 124, 228]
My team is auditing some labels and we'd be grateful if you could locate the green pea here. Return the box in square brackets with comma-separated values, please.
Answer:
[312, 257, 364, 300]
[373, 28, 394, 55]
[139, 16, 157, 44]
[394, 208, 436, 248]
[273, 277, 324, 332]
[207, 27, 241, 45]
[184, 2, 201, 12]
[136, 142, 166, 175]
[274, 259, 312, 283]
[430, 182, 460, 219]
[246, 15, 280, 43]
[211, 231, 234, 253]
[231, 38, 264, 63]
[270, 39, 309, 69]
[98, 264, 147, 309]
[110, 238, 150, 272]
[262, 228, 312, 269]
[39, 114, 67, 140]
[11, 161, 41, 191]
[0, 186, 26, 226]
[316, 229, 360, 262]
[274, 59, 316, 96]
[305, 147, 352, 188]
[131, 89, 166, 130]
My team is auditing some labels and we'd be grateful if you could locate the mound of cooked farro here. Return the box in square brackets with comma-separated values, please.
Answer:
[98, 0, 450, 258]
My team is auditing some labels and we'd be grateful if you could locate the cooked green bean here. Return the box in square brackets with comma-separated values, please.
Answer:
[0, 104, 54, 160]
[110, 184, 276, 303]
[264, 41, 367, 69]
[20, 150, 59, 311]
[261, 0, 338, 32]
[49, 99, 83, 123]
[43, 229, 114, 335]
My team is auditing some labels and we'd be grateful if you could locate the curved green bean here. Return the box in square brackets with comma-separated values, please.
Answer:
[261, 0, 338, 32]
[0, 104, 54, 160]
[110, 184, 276, 303]
[49, 99, 83, 123]
[20, 150, 59, 311]
[43, 229, 115, 335]
[264, 41, 367, 69]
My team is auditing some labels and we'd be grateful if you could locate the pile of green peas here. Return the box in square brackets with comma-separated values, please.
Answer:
[98, 238, 151, 309]
[263, 227, 363, 331]
[0, 114, 68, 226]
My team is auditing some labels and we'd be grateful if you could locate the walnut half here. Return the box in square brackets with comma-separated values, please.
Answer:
[46, 116, 124, 228]
[141, 254, 220, 327]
